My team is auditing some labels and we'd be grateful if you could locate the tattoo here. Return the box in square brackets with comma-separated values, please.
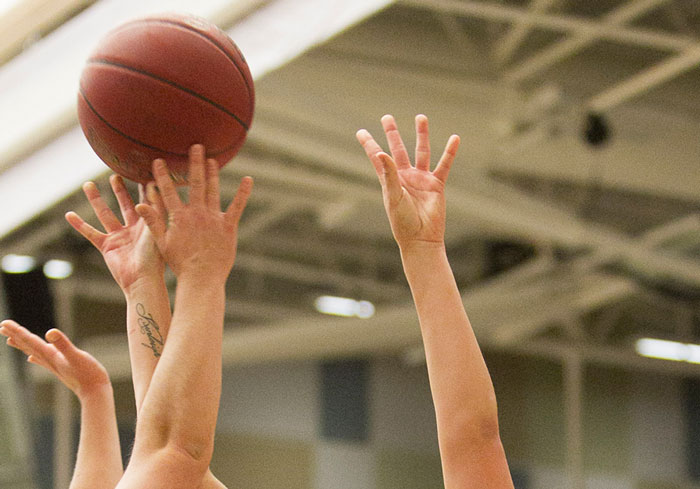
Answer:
[136, 303, 164, 358]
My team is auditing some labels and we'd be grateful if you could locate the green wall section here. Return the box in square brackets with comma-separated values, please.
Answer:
[636, 481, 683, 489]
[487, 353, 566, 467]
[0, 398, 13, 460]
[376, 448, 443, 489]
[210, 433, 314, 489]
[583, 366, 631, 473]
[488, 353, 633, 476]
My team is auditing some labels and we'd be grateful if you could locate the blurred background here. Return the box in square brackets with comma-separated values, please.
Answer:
[0, 0, 699, 488]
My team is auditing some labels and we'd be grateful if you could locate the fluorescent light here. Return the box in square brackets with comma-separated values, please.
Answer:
[635, 338, 700, 364]
[43, 259, 73, 279]
[1, 254, 36, 273]
[315, 296, 375, 319]
[355, 300, 375, 319]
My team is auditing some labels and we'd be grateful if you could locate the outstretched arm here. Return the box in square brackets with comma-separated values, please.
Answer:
[66, 174, 226, 489]
[113, 145, 251, 489]
[357, 115, 513, 489]
[0, 320, 123, 489]
[66, 175, 172, 413]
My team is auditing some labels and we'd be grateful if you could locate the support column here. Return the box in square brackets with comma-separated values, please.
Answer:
[51, 279, 75, 489]
[564, 352, 585, 489]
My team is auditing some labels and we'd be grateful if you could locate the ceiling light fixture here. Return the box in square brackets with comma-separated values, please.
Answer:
[315, 295, 375, 319]
[1, 254, 36, 273]
[635, 337, 700, 364]
[43, 259, 73, 279]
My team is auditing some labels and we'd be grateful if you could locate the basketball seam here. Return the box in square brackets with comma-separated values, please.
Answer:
[87, 58, 250, 131]
[113, 18, 255, 113]
[78, 89, 245, 158]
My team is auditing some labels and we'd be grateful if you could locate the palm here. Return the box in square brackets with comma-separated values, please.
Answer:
[66, 176, 165, 292]
[389, 168, 446, 244]
[100, 219, 160, 290]
[48, 347, 110, 396]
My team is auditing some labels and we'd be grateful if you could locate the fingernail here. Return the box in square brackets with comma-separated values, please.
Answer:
[46, 330, 60, 343]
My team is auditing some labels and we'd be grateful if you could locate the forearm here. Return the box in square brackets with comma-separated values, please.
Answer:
[123, 275, 172, 413]
[135, 275, 225, 462]
[70, 385, 123, 489]
[400, 242, 500, 446]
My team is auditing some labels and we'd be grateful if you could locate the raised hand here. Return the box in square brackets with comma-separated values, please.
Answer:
[0, 320, 110, 398]
[65, 175, 164, 294]
[356, 114, 459, 250]
[135, 144, 253, 284]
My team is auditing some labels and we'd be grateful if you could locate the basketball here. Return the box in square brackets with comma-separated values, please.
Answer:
[77, 13, 254, 184]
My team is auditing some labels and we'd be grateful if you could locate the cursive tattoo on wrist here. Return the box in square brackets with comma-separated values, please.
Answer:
[135, 303, 164, 358]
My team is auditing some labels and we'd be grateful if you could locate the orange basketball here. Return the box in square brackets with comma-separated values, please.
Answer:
[77, 13, 254, 184]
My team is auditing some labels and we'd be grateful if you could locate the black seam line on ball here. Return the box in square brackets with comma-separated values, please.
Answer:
[151, 18, 254, 107]
[110, 17, 254, 110]
[78, 87, 245, 158]
[87, 58, 250, 131]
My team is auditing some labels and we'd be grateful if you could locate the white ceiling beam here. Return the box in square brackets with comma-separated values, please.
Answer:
[239, 97, 700, 289]
[462, 214, 700, 312]
[55, 270, 686, 383]
[0, 0, 396, 240]
[504, 0, 673, 82]
[402, 0, 694, 52]
[493, 0, 560, 66]
[588, 45, 700, 111]
[0, 0, 94, 64]
[477, 273, 638, 345]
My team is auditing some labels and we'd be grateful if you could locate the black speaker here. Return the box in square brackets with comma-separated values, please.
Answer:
[684, 378, 700, 481]
[320, 359, 369, 442]
[2, 267, 56, 338]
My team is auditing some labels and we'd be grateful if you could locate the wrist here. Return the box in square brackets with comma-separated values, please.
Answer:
[123, 272, 167, 299]
[399, 240, 446, 259]
[77, 381, 113, 403]
[176, 271, 227, 291]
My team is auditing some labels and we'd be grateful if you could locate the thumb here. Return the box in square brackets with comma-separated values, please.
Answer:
[45, 329, 81, 361]
[378, 153, 403, 207]
[225, 176, 253, 226]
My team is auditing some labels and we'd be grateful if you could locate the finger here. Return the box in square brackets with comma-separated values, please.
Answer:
[45, 329, 83, 363]
[26, 354, 54, 371]
[135, 203, 167, 242]
[110, 174, 139, 226]
[378, 153, 403, 207]
[187, 144, 207, 206]
[433, 135, 460, 183]
[138, 183, 147, 204]
[225, 176, 253, 226]
[1, 320, 52, 359]
[65, 212, 106, 249]
[356, 129, 389, 184]
[205, 158, 221, 211]
[152, 159, 182, 212]
[146, 182, 166, 221]
[82, 182, 123, 233]
[414, 114, 431, 172]
[381, 114, 411, 170]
